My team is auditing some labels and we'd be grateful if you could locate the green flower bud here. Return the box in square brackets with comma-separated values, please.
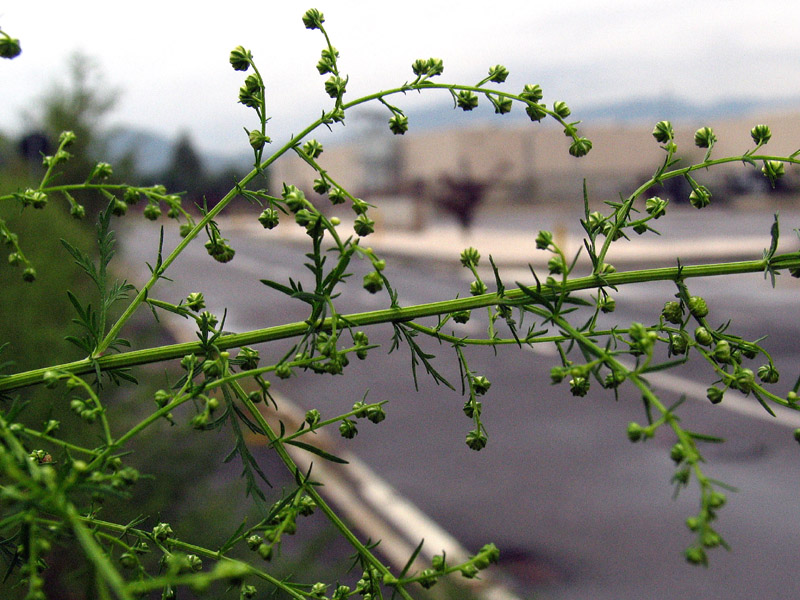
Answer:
[734, 367, 755, 393]
[493, 96, 513, 114]
[793, 428, 800, 444]
[119, 552, 138, 569]
[237, 347, 260, 370]
[627, 422, 645, 442]
[750, 124, 771, 145]
[316, 48, 338, 74]
[466, 429, 487, 451]
[366, 405, 386, 424]
[757, 364, 779, 384]
[652, 120, 674, 143]
[762, 160, 785, 184]
[788, 391, 798, 404]
[123, 188, 140, 205]
[645, 196, 667, 219]
[460, 246, 480, 267]
[205, 239, 236, 263]
[669, 333, 688, 355]
[461, 564, 480, 578]
[70, 203, 86, 219]
[712, 340, 731, 363]
[708, 490, 726, 508]
[332, 585, 351, 600]
[525, 103, 547, 122]
[687, 296, 709, 318]
[452, 310, 471, 324]
[689, 185, 711, 209]
[354, 214, 375, 237]
[456, 90, 479, 111]
[152, 522, 173, 541]
[302, 139, 323, 158]
[418, 568, 438, 589]
[684, 546, 707, 566]
[389, 114, 409, 135]
[412, 58, 429, 76]
[324, 75, 347, 98]
[470, 280, 487, 295]
[111, 199, 128, 216]
[706, 386, 724, 404]
[552, 101, 571, 118]
[569, 376, 590, 397]
[488, 64, 509, 83]
[91, 162, 113, 180]
[154, 389, 172, 408]
[339, 418, 358, 439]
[241, 584, 258, 599]
[363, 271, 383, 294]
[229, 46, 252, 71]
[425, 57, 444, 77]
[185, 292, 205, 312]
[7, 252, 21, 266]
[472, 375, 491, 396]
[693, 126, 716, 148]
[282, 184, 306, 212]
[0, 35, 22, 59]
[328, 187, 347, 205]
[275, 364, 292, 379]
[257, 542, 272, 561]
[258, 208, 280, 229]
[569, 137, 592, 157]
[662, 301, 683, 324]
[535, 230, 553, 250]
[599, 295, 616, 313]
[22, 267, 36, 282]
[302, 8, 325, 30]
[143, 203, 161, 221]
[248, 130, 271, 150]
[694, 326, 713, 346]
[520, 84, 543, 102]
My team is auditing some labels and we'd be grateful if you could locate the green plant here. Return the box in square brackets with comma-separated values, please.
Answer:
[2, 9, 800, 599]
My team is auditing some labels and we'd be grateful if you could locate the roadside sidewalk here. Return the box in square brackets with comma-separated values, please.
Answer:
[222, 210, 775, 270]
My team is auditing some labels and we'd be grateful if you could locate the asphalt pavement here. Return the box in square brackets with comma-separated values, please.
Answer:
[118, 201, 800, 600]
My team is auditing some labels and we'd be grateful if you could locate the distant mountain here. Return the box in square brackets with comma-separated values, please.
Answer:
[102, 127, 251, 177]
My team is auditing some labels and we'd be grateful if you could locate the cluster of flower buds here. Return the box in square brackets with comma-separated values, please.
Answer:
[0, 30, 21, 59]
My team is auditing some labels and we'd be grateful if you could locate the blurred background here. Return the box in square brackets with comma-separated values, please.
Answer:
[2, 2, 800, 599]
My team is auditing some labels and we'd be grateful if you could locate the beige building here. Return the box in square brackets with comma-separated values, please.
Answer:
[270, 108, 800, 215]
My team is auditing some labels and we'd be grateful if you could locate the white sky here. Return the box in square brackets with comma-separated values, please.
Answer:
[2, 1, 800, 156]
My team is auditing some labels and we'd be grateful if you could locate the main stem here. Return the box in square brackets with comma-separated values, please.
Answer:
[3, 253, 798, 393]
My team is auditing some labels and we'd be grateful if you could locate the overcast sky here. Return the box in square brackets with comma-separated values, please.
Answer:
[2, 1, 800, 156]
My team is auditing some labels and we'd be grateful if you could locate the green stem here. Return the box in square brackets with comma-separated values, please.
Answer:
[3, 253, 799, 392]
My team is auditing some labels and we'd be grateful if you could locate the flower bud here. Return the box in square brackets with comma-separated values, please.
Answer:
[389, 114, 408, 135]
[22, 267, 36, 282]
[248, 130, 271, 150]
[152, 522, 173, 541]
[599, 295, 616, 313]
[694, 326, 713, 346]
[707, 386, 724, 404]
[693, 126, 716, 148]
[552, 101, 571, 118]
[520, 84, 543, 102]
[662, 301, 683, 324]
[111, 199, 128, 216]
[494, 96, 513, 114]
[525, 103, 547, 122]
[426, 57, 444, 76]
[143, 203, 161, 221]
[258, 208, 279, 229]
[689, 185, 711, 209]
[70, 203, 86, 219]
[687, 296, 708, 318]
[0, 35, 22, 59]
[762, 160, 785, 184]
[354, 214, 375, 237]
[488, 64, 509, 83]
[535, 230, 553, 250]
[712, 340, 731, 363]
[456, 90, 479, 111]
[460, 246, 480, 267]
[363, 271, 383, 294]
[229, 46, 252, 71]
[788, 391, 798, 404]
[366, 405, 386, 424]
[324, 75, 347, 98]
[452, 310, 470, 324]
[339, 418, 358, 439]
[302, 8, 325, 30]
[466, 429, 487, 451]
[569, 376, 590, 397]
[750, 124, 771, 145]
[302, 139, 323, 159]
[652, 120, 674, 143]
[669, 333, 688, 355]
[627, 422, 645, 442]
[684, 546, 707, 566]
[734, 367, 755, 393]
[757, 364, 779, 384]
[411, 58, 429, 76]
[645, 196, 667, 219]
[472, 375, 491, 396]
[569, 137, 592, 157]
[470, 280, 487, 295]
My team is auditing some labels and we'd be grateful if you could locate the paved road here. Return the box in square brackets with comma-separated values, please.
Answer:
[119, 208, 800, 600]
